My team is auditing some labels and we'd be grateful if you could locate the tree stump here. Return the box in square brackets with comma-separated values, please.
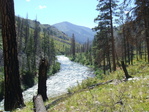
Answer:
[33, 95, 47, 112]
[38, 58, 48, 101]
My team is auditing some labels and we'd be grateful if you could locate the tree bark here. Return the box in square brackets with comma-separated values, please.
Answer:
[109, 0, 116, 71]
[33, 95, 47, 112]
[38, 58, 48, 101]
[121, 61, 132, 79]
[71, 34, 75, 60]
[0, 12, 2, 29]
[142, 0, 149, 63]
[0, 0, 25, 110]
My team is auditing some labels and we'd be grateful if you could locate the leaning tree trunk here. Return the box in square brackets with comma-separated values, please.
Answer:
[0, 0, 25, 111]
[121, 61, 132, 79]
[144, 16, 149, 63]
[38, 58, 48, 101]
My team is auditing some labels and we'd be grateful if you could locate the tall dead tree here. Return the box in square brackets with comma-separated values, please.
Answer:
[71, 34, 76, 60]
[0, 0, 25, 110]
[38, 58, 48, 101]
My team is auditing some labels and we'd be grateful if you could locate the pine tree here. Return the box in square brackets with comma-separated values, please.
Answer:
[50, 38, 56, 65]
[33, 19, 41, 71]
[134, 0, 149, 62]
[94, 0, 118, 71]
[24, 14, 29, 53]
[26, 31, 34, 72]
[42, 28, 50, 58]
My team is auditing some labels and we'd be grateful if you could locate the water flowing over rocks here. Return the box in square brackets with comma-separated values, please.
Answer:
[0, 55, 94, 110]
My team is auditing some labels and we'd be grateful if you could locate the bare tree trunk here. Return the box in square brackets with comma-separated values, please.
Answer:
[121, 61, 132, 79]
[0, 0, 25, 110]
[123, 26, 127, 63]
[71, 34, 76, 60]
[130, 45, 134, 65]
[142, 0, 149, 62]
[145, 44, 147, 61]
[109, 0, 116, 71]
[103, 51, 106, 74]
[38, 58, 48, 101]
[144, 19, 149, 63]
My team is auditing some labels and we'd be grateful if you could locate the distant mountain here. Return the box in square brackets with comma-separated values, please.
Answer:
[53, 22, 95, 43]
[25, 19, 70, 41]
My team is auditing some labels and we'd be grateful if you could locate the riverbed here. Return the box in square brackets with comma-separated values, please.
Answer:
[0, 55, 95, 110]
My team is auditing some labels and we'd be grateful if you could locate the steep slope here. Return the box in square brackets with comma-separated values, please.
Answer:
[25, 19, 70, 41]
[15, 17, 72, 53]
[53, 22, 95, 44]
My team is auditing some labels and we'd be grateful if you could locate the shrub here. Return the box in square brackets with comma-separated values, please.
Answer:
[52, 62, 60, 74]
[22, 71, 35, 90]
[48, 62, 61, 76]
[0, 75, 4, 101]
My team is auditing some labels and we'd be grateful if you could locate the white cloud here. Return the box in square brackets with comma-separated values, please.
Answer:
[26, 0, 30, 2]
[39, 5, 47, 9]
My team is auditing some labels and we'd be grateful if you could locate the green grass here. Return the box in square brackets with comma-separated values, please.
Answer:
[13, 58, 149, 112]
[48, 78, 148, 112]
[13, 102, 34, 112]
[47, 58, 149, 112]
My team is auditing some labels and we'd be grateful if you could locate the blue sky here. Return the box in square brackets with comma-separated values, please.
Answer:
[14, 0, 99, 28]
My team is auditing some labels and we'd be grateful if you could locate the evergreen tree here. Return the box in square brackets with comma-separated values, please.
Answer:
[50, 38, 56, 65]
[33, 19, 41, 71]
[16, 16, 24, 53]
[133, 0, 149, 62]
[24, 14, 29, 53]
[42, 28, 50, 58]
[94, 0, 118, 71]
[26, 31, 34, 72]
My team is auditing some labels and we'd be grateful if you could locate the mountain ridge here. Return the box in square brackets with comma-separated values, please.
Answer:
[53, 21, 95, 44]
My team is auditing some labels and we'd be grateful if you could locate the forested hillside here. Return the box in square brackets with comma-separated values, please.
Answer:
[0, 0, 149, 111]
[0, 16, 73, 102]
[71, 0, 149, 75]
[53, 21, 95, 44]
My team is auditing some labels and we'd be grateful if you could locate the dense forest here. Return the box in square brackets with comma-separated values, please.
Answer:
[72, 0, 149, 75]
[0, 7, 74, 101]
[0, 0, 149, 111]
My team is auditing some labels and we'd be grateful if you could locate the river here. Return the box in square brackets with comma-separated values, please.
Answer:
[0, 55, 95, 110]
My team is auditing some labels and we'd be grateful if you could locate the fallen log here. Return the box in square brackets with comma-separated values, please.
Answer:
[45, 96, 68, 110]
[33, 95, 47, 112]
[45, 80, 113, 110]
[88, 80, 113, 89]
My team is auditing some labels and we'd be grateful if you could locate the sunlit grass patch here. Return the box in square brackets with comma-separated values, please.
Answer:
[14, 58, 149, 112]
[13, 102, 33, 112]
[49, 78, 148, 112]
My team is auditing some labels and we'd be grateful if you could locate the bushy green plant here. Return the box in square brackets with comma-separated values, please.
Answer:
[52, 62, 60, 74]
[0, 79, 4, 101]
[22, 71, 35, 90]
[48, 62, 60, 76]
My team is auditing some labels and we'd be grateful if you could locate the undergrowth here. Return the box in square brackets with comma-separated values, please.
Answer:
[14, 59, 149, 112]
[48, 59, 149, 112]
